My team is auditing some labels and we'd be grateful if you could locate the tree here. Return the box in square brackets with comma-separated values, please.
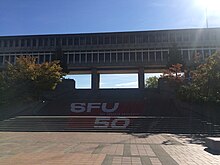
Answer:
[1, 56, 65, 102]
[167, 44, 184, 68]
[178, 52, 220, 103]
[145, 76, 158, 88]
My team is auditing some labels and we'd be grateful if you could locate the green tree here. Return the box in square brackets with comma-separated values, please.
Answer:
[1, 56, 65, 101]
[178, 52, 220, 103]
[145, 76, 158, 88]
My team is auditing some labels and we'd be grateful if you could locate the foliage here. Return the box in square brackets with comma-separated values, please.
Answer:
[162, 63, 183, 82]
[177, 52, 220, 103]
[167, 44, 184, 68]
[145, 76, 158, 88]
[0, 56, 65, 103]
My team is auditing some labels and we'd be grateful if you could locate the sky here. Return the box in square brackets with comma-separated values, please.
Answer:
[1, 0, 220, 88]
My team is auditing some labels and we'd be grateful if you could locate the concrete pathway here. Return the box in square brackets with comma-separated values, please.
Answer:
[0, 132, 219, 165]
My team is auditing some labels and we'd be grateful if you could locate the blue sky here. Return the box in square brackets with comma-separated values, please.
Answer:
[1, 0, 220, 36]
[1, 0, 220, 88]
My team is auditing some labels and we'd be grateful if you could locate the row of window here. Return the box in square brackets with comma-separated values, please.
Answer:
[0, 31, 219, 48]
[0, 48, 216, 65]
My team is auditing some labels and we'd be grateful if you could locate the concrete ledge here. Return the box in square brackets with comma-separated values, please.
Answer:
[205, 137, 220, 152]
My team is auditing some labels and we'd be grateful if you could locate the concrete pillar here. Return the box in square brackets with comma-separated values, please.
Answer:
[92, 69, 100, 90]
[138, 67, 145, 89]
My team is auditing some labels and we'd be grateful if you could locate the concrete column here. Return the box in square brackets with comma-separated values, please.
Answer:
[92, 69, 100, 90]
[138, 67, 145, 89]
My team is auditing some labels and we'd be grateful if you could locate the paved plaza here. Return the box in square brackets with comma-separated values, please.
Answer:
[0, 132, 220, 165]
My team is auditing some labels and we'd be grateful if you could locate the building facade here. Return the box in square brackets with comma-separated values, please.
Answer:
[1, 28, 220, 89]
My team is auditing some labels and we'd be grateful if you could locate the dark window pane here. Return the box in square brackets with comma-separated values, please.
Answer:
[130, 52, 135, 61]
[117, 53, 123, 62]
[149, 35, 155, 42]
[50, 38, 55, 46]
[92, 36, 97, 45]
[32, 39, 37, 47]
[86, 37, 91, 45]
[62, 38, 67, 46]
[68, 38, 73, 45]
[143, 52, 148, 61]
[137, 52, 142, 61]
[15, 40, 19, 47]
[123, 35, 130, 44]
[149, 52, 155, 61]
[0, 56, 3, 64]
[105, 53, 110, 62]
[80, 37, 86, 45]
[75, 54, 80, 63]
[130, 35, 135, 43]
[104, 36, 110, 44]
[98, 36, 104, 44]
[81, 54, 86, 63]
[87, 53, 92, 62]
[39, 39, 43, 46]
[69, 54, 73, 63]
[56, 38, 61, 46]
[124, 52, 129, 61]
[136, 35, 143, 43]
[93, 53, 98, 62]
[44, 38, 48, 46]
[9, 40, 13, 47]
[39, 55, 44, 63]
[117, 36, 123, 44]
[74, 38, 79, 45]
[27, 39, 31, 47]
[45, 55, 50, 62]
[10, 55, 15, 63]
[21, 39, 25, 47]
[99, 53, 104, 62]
[111, 36, 116, 44]
[143, 35, 148, 43]
[111, 53, 116, 62]
[156, 52, 161, 61]
[163, 51, 168, 61]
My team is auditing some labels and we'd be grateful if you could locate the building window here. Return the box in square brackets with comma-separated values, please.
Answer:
[92, 36, 97, 45]
[74, 37, 79, 46]
[111, 53, 116, 62]
[56, 38, 61, 46]
[136, 35, 143, 43]
[87, 53, 92, 62]
[117, 52, 123, 62]
[4, 40, 8, 47]
[80, 37, 86, 45]
[27, 39, 31, 47]
[81, 54, 86, 63]
[69, 54, 74, 63]
[143, 35, 149, 43]
[98, 36, 104, 45]
[99, 53, 104, 62]
[124, 52, 129, 61]
[45, 55, 50, 62]
[105, 53, 110, 62]
[93, 53, 98, 62]
[123, 35, 130, 44]
[32, 39, 37, 47]
[149, 34, 155, 42]
[104, 36, 110, 44]
[163, 51, 168, 61]
[75, 54, 80, 63]
[38, 39, 43, 46]
[156, 51, 161, 61]
[9, 40, 14, 47]
[62, 38, 67, 46]
[39, 55, 44, 63]
[117, 36, 123, 44]
[50, 38, 55, 46]
[0, 56, 3, 64]
[137, 52, 142, 61]
[130, 52, 135, 61]
[130, 35, 135, 43]
[149, 52, 155, 61]
[15, 40, 19, 47]
[86, 37, 91, 45]
[68, 38, 73, 45]
[111, 36, 116, 44]
[21, 39, 25, 47]
[143, 52, 148, 61]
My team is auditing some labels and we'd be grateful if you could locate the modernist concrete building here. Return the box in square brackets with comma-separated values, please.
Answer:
[0, 28, 220, 89]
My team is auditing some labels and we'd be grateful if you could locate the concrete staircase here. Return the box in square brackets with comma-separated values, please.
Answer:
[0, 115, 218, 134]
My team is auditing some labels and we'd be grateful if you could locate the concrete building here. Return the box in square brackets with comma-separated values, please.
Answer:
[0, 28, 220, 89]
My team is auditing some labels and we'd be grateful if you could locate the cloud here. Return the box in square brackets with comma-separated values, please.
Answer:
[115, 81, 138, 88]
